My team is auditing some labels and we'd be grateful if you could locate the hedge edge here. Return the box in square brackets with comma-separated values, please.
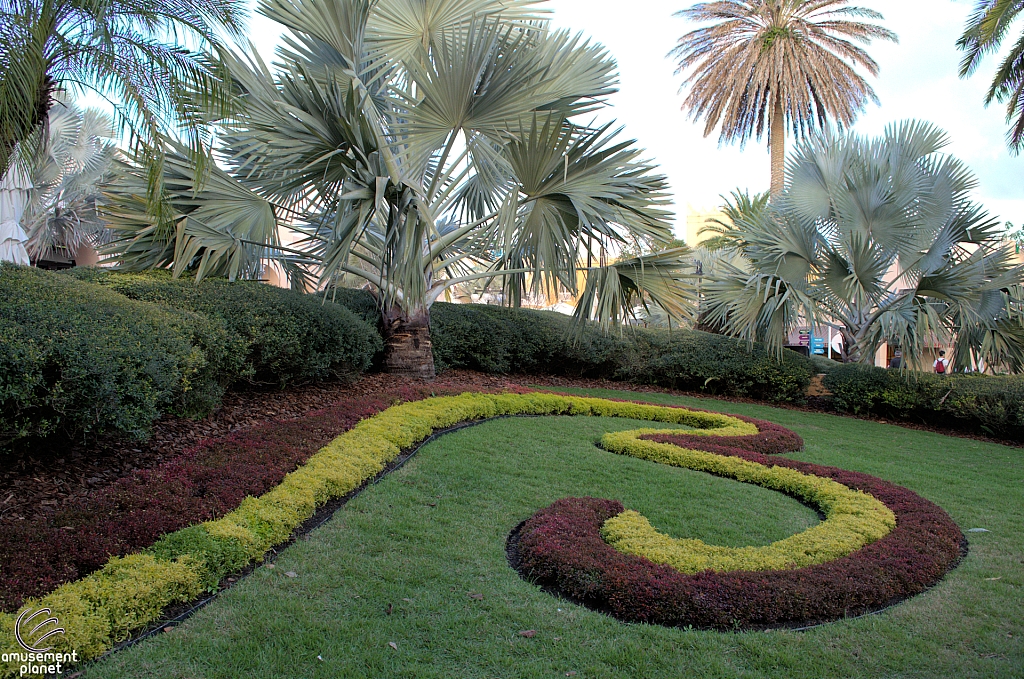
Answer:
[0, 393, 752, 676]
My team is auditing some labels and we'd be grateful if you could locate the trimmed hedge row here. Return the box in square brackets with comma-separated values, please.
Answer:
[0, 267, 381, 448]
[68, 269, 381, 388]
[0, 265, 219, 444]
[598, 430, 895, 574]
[823, 363, 1024, 439]
[513, 434, 964, 630]
[0, 394, 752, 672]
[432, 304, 816, 402]
[337, 286, 1024, 440]
[331, 289, 815, 403]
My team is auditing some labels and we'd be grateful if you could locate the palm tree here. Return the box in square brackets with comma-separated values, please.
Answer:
[0, 0, 247, 262]
[958, 0, 1024, 152]
[670, 0, 897, 196]
[697, 188, 768, 250]
[23, 99, 117, 262]
[700, 121, 1024, 372]
[102, 0, 695, 377]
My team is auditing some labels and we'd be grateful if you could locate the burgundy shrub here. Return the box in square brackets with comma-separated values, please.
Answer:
[513, 447, 964, 630]
[0, 383, 524, 612]
[644, 412, 804, 455]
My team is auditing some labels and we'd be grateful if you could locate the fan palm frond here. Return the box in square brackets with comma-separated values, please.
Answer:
[22, 99, 117, 261]
[703, 120, 1024, 370]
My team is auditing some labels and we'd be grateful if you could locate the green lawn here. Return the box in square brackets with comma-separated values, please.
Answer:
[82, 388, 1023, 679]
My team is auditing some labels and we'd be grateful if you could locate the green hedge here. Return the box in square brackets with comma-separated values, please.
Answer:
[0, 265, 218, 444]
[625, 330, 813, 402]
[1, 267, 381, 449]
[68, 270, 381, 387]
[431, 303, 633, 377]
[331, 290, 813, 402]
[823, 363, 1024, 439]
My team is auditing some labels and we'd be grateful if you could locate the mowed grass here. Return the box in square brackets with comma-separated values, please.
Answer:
[82, 389, 1024, 679]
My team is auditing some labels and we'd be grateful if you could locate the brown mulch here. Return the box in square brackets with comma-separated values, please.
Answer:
[0, 371, 519, 525]
[2, 370, 1017, 525]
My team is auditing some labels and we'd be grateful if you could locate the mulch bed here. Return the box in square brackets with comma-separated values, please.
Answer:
[509, 422, 965, 630]
[0, 370, 972, 614]
[0, 371, 520, 612]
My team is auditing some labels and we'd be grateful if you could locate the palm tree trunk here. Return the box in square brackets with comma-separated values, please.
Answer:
[381, 305, 436, 378]
[770, 97, 785, 198]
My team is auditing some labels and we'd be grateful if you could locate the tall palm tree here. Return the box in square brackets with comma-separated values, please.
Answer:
[700, 121, 1024, 372]
[0, 0, 247, 261]
[102, 0, 695, 377]
[958, 0, 1024, 152]
[670, 0, 896, 196]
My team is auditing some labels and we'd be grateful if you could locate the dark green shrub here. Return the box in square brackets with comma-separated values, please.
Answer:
[430, 303, 633, 377]
[327, 286, 381, 326]
[824, 364, 1024, 439]
[327, 292, 813, 402]
[823, 364, 948, 418]
[808, 354, 842, 374]
[938, 375, 1024, 436]
[822, 364, 895, 414]
[0, 265, 216, 445]
[625, 330, 813, 402]
[68, 270, 381, 387]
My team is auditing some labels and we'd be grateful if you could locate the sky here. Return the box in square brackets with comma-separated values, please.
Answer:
[244, 0, 1023, 238]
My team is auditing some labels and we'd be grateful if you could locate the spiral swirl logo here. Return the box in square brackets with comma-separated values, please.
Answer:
[14, 607, 64, 653]
[2, 607, 77, 676]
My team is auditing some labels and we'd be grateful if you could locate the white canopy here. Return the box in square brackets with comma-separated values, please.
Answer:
[0, 162, 32, 265]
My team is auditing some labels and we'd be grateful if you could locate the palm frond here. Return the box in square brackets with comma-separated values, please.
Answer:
[703, 121, 1024, 369]
[671, 0, 897, 146]
[573, 247, 697, 332]
[102, 144, 280, 281]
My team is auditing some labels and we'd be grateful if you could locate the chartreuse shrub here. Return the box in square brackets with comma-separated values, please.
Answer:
[599, 430, 895, 573]
[0, 554, 204, 665]
[67, 269, 381, 387]
[0, 265, 220, 446]
[0, 393, 756, 675]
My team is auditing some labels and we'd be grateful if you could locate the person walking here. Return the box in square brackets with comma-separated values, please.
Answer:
[888, 350, 903, 369]
[934, 350, 949, 374]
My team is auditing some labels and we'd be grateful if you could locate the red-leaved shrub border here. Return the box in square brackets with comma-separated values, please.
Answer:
[536, 392, 805, 455]
[645, 413, 804, 455]
[512, 438, 964, 629]
[0, 383, 526, 612]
